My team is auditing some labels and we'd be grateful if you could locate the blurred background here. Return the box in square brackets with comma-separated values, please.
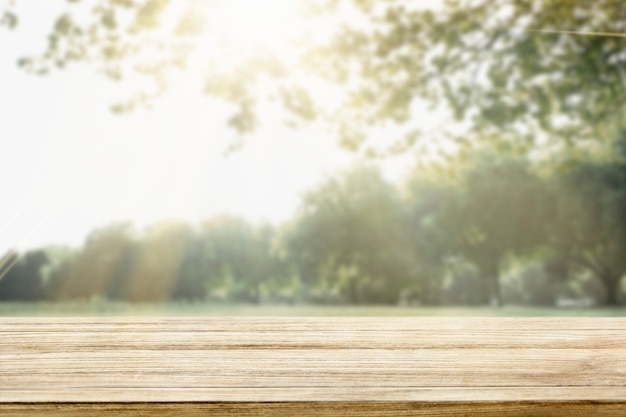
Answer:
[1, 0, 624, 315]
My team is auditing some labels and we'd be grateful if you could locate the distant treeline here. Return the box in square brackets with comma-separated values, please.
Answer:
[1, 145, 625, 306]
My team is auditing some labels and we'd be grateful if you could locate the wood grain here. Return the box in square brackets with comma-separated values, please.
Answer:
[1, 317, 625, 416]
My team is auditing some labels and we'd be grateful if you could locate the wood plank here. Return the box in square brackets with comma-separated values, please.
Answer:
[2, 401, 626, 417]
[3, 349, 625, 388]
[3, 387, 626, 402]
[1, 318, 625, 416]
[5, 329, 626, 349]
[3, 316, 626, 331]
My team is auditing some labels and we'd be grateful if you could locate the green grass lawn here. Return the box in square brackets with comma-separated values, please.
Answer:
[0, 301, 624, 316]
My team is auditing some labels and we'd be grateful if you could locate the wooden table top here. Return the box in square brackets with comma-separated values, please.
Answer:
[1, 317, 625, 416]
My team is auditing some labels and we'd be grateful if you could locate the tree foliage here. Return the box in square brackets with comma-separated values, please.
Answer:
[1, 157, 624, 306]
[0, 250, 48, 301]
[3, 0, 624, 153]
[442, 155, 549, 305]
[286, 166, 416, 304]
[340, 0, 626, 146]
[545, 137, 626, 305]
[199, 216, 281, 304]
[47, 222, 135, 300]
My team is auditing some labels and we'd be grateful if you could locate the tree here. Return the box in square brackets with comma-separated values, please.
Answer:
[3, 0, 623, 154]
[0, 250, 19, 282]
[47, 222, 135, 300]
[439, 155, 549, 306]
[287, 165, 416, 304]
[119, 220, 193, 302]
[404, 173, 457, 305]
[0, 250, 48, 301]
[545, 140, 626, 305]
[171, 233, 209, 302]
[199, 216, 279, 304]
[320, 0, 626, 150]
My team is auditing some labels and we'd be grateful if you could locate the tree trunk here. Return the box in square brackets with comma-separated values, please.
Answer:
[486, 261, 502, 307]
[347, 278, 358, 305]
[250, 283, 261, 305]
[600, 272, 623, 306]
[491, 278, 502, 307]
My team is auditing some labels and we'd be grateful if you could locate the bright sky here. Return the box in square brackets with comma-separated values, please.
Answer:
[0, 0, 433, 254]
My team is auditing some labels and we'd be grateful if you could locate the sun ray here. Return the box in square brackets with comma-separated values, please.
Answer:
[189, 0, 308, 65]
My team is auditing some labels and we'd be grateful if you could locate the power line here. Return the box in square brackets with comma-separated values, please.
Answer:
[526, 28, 626, 38]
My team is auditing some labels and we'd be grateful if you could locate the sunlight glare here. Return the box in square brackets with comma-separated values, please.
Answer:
[215, 0, 303, 55]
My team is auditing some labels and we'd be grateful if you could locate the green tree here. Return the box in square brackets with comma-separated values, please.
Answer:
[287, 165, 416, 304]
[120, 220, 193, 302]
[4, 0, 623, 153]
[0, 250, 48, 301]
[200, 216, 279, 304]
[47, 222, 134, 300]
[440, 155, 548, 306]
[404, 173, 457, 305]
[312, 0, 626, 151]
[171, 232, 210, 302]
[545, 141, 626, 305]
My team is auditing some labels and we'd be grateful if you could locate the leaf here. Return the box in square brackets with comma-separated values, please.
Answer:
[1, 11, 18, 29]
